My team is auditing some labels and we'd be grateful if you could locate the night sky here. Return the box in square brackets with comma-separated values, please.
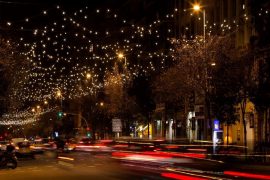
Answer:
[0, 0, 176, 113]
[0, 0, 171, 22]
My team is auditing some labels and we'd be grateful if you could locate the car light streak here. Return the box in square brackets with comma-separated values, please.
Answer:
[161, 172, 208, 180]
[224, 171, 270, 179]
[58, 156, 74, 161]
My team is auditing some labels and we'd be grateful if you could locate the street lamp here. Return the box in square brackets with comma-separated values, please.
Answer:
[193, 3, 211, 142]
[86, 73, 91, 79]
[100, 102, 104, 107]
[56, 90, 63, 109]
[117, 52, 126, 67]
[118, 53, 124, 59]
[86, 73, 94, 85]
[193, 3, 206, 43]
[193, 4, 200, 11]
[56, 90, 61, 97]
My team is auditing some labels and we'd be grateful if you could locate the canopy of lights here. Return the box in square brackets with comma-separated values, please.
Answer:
[1, 2, 267, 125]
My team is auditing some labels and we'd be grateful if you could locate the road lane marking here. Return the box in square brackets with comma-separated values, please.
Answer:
[87, 165, 96, 168]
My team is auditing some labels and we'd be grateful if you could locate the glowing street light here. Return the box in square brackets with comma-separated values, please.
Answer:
[57, 90, 61, 97]
[86, 73, 94, 85]
[193, 4, 201, 11]
[86, 73, 91, 79]
[118, 53, 124, 59]
[211, 62, 216, 66]
[56, 90, 63, 108]
[192, 3, 206, 42]
[100, 102, 104, 107]
[117, 52, 126, 67]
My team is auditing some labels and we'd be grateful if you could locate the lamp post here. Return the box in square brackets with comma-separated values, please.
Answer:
[193, 4, 206, 43]
[193, 4, 212, 141]
[117, 52, 129, 138]
[56, 90, 62, 109]
[86, 72, 95, 95]
[100, 102, 104, 107]
[86, 73, 93, 83]
[86, 73, 91, 79]
[118, 52, 126, 67]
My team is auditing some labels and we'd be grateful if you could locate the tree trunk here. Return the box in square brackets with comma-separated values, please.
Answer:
[205, 93, 212, 141]
[226, 123, 229, 146]
[207, 98, 212, 140]
[147, 114, 150, 139]
[265, 109, 268, 142]
[240, 99, 247, 157]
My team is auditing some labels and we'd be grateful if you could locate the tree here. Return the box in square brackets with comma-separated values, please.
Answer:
[249, 0, 270, 146]
[236, 53, 255, 156]
[0, 37, 29, 114]
[250, 49, 270, 145]
[212, 65, 238, 145]
[104, 64, 138, 136]
[153, 35, 240, 139]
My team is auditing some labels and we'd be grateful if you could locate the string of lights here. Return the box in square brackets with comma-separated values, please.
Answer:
[0, 108, 56, 126]
[1, 3, 269, 104]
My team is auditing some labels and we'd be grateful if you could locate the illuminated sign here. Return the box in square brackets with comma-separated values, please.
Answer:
[55, 132, 59, 137]
[214, 120, 220, 131]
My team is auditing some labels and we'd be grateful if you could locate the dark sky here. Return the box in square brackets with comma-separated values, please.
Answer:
[0, 0, 172, 21]
[0, 0, 175, 109]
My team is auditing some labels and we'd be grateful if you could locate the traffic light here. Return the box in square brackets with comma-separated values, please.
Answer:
[57, 111, 63, 118]
[87, 132, 91, 138]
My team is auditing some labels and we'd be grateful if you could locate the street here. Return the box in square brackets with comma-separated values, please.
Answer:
[0, 152, 163, 180]
[0, 151, 269, 180]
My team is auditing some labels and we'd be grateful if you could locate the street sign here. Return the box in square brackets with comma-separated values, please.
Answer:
[112, 118, 122, 132]
[213, 119, 220, 131]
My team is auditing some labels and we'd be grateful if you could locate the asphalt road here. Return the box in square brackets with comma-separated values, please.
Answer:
[0, 152, 165, 180]
[0, 151, 269, 180]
